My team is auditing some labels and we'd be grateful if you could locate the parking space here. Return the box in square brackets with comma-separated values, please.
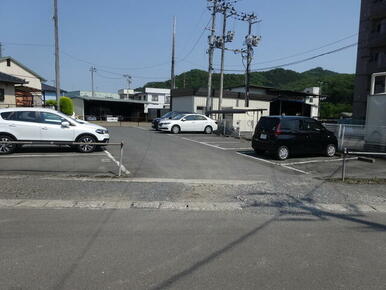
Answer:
[0, 145, 123, 176]
[153, 129, 378, 177]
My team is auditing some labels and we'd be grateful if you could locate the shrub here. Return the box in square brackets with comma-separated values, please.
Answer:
[59, 97, 74, 115]
[45, 99, 57, 108]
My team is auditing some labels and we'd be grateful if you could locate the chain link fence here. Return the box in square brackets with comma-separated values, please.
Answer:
[323, 123, 386, 152]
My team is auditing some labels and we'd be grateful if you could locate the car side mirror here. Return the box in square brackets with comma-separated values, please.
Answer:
[181, 119, 186, 122]
[61, 121, 70, 128]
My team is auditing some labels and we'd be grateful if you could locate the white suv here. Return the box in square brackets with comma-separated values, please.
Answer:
[0, 108, 109, 154]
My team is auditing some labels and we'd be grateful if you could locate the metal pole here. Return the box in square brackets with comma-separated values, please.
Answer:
[118, 141, 124, 177]
[340, 125, 346, 151]
[245, 22, 252, 107]
[206, 0, 217, 113]
[53, 0, 61, 112]
[90, 66, 96, 98]
[342, 147, 347, 181]
[171, 16, 176, 90]
[218, 9, 227, 112]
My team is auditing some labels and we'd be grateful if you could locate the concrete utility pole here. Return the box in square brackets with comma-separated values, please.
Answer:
[218, 2, 236, 111]
[53, 0, 61, 111]
[171, 16, 176, 90]
[240, 13, 260, 107]
[206, 0, 219, 113]
[0, 42, 3, 58]
[89, 66, 96, 98]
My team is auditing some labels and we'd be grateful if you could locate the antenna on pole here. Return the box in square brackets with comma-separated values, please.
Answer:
[89, 66, 96, 98]
[123, 74, 132, 99]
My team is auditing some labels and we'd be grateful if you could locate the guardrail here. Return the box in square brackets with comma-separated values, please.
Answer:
[341, 148, 386, 181]
[0, 141, 125, 176]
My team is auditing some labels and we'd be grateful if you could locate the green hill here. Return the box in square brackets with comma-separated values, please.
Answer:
[141, 67, 354, 104]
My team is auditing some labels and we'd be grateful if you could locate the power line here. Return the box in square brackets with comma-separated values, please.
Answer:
[253, 33, 358, 65]
[218, 42, 358, 72]
[178, 18, 211, 62]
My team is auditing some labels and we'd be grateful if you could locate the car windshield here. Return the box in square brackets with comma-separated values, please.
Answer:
[171, 114, 185, 120]
[161, 112, 173, 119]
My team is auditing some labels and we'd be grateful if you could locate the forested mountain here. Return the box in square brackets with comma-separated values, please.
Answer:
[141, 67, 354, 104]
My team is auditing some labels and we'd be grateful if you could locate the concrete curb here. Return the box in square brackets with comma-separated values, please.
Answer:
[0, 199, 243, 211]
[1, 199, 386, 213]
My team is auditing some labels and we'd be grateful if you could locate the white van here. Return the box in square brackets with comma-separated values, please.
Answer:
[0, 108, 109, 154]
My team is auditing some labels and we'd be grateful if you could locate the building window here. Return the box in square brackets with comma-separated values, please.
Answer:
[0, 88, 4, 101]
[152, 95, 159, 102]
[6, 59, 11, 67]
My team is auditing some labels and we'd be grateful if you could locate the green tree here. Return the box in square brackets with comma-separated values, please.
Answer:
[59, 97, 74, 115]
[320, 102, 352, 119]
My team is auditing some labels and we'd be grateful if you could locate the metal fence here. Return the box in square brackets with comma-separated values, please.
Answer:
[216, 119, 255, 139]
[323, 123, 386, 152]
[216, 120, 386, 153]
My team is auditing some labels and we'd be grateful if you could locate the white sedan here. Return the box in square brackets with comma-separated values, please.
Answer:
[158, 113, 218, 134]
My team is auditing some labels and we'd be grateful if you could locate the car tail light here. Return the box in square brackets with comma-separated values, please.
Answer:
[274, 123, 282, 136]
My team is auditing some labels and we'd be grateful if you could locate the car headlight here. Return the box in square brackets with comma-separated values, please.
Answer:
[96, 129, 108, 134]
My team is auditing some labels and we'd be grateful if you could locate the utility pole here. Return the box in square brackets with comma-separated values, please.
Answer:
[89, 66, 96, 98]
[53, 0, 61, 111]
[123, 74, 132, 99]
[0, 42, 3, 58]
[206, 0, 219, 113]
[171, 16, 176, 90]
[240, 13, 260, 107]
[217, 1, 236, 111]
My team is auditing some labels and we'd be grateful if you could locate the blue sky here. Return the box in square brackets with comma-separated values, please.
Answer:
[1, 0, 361, 92]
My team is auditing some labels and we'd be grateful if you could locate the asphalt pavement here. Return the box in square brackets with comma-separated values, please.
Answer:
[1, 208, 385, 290]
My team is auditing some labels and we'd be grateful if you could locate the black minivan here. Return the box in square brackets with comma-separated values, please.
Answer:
[252, 116, 338, 160]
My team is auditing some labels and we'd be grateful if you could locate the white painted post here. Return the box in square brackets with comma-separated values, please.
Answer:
[118, 141, 124, 177]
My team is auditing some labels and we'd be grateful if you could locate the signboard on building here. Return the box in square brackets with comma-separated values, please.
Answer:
[106, 116, 118, 122]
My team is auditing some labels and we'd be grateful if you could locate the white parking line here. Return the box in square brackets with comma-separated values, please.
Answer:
[235, 152, 309, 174]
[222, 147, 252, 151]
[0, 153, 106, 158]
[104, 150, 131, 175]
[204, 141, 244, 144]
[181, 137, 225, 150]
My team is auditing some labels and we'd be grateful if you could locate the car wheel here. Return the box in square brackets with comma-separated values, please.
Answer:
[276, 145, 289, 160]
[77, 135, 97, 153]
[204, 126, 213, 134]
[171, 125, 180, 134]
[0, 134, 16, 154]
[326, 144, 336, 157]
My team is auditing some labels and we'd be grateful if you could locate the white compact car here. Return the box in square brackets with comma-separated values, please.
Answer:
[0, 108, 109, 154]
[158, 113, 218, 134]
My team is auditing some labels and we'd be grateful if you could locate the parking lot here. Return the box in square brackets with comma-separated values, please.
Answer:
[0, 145, 124, 177]
[1, 124, 386, 181]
